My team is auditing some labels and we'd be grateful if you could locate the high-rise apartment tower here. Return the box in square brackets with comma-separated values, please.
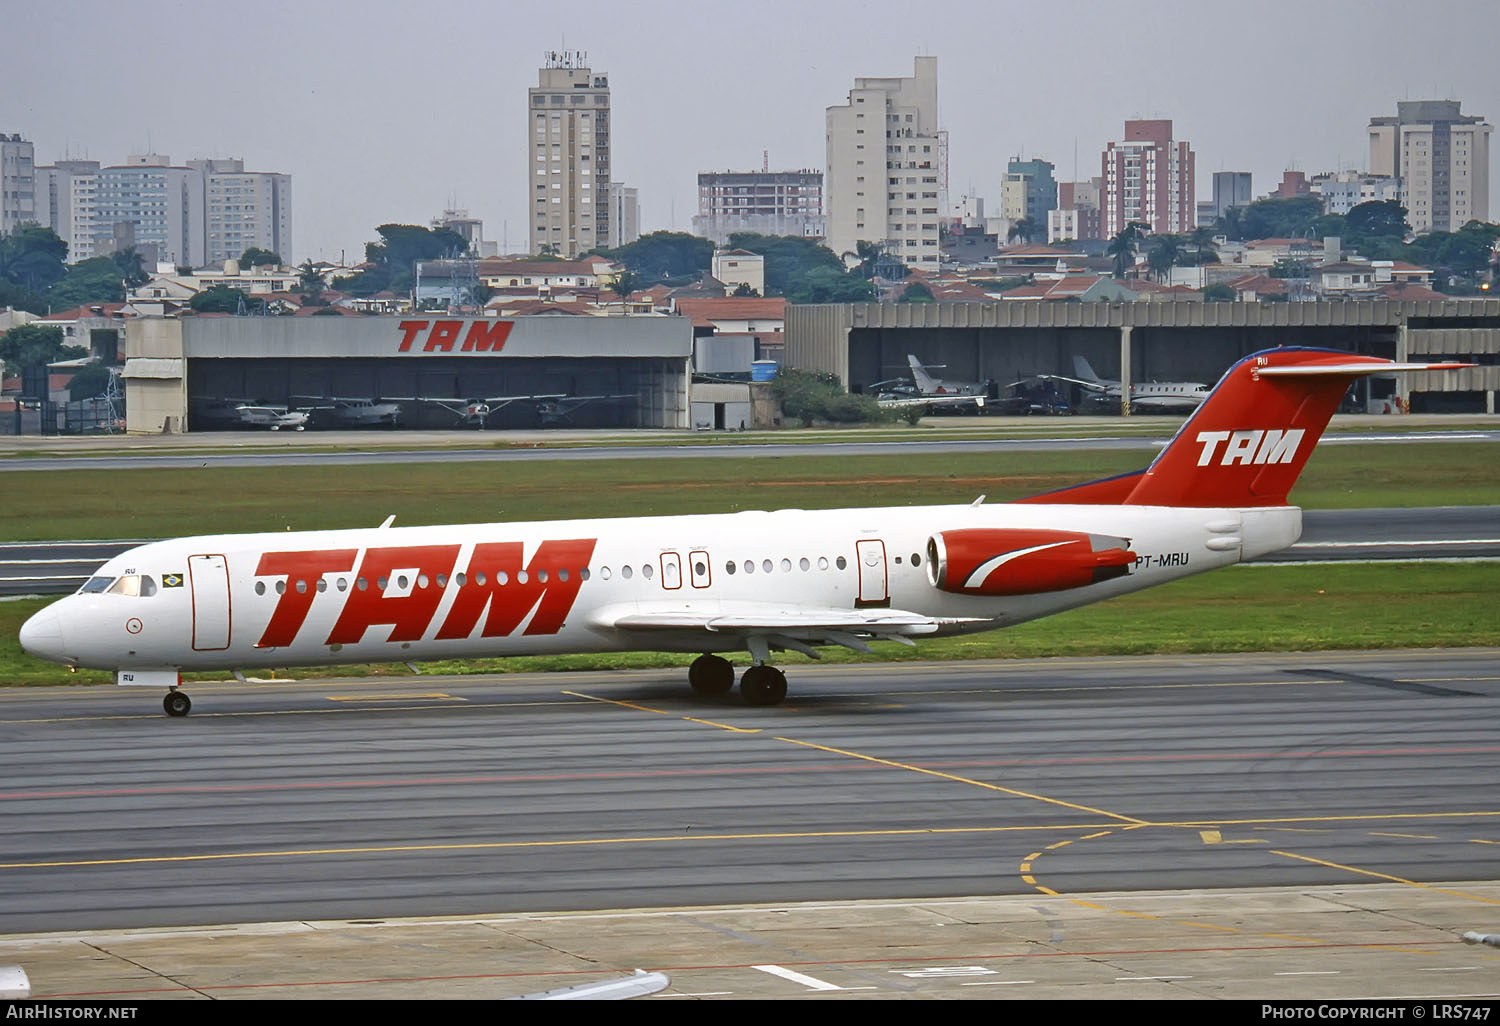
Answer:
[1101, 119, 1195, 237]
[826, 56, 941, 272]
[528, 52, 611, 258]
[1368, 100, 1491, 233]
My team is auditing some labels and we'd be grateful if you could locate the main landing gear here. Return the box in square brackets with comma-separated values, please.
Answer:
[163, 690, 192, 717]
[688, 654, 788, 707]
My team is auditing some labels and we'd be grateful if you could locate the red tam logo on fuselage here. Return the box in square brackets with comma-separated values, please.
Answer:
[397, 319, 514, 354]
[252, 539, 595, 649]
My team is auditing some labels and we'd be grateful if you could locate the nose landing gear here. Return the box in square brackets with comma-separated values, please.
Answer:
[163, 690, 192, 717]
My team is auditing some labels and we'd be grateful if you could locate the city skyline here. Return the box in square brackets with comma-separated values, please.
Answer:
[4, 0, 1496, 263]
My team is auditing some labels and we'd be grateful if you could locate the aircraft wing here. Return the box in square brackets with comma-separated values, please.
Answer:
[1030, 374, 1109, 391]
[877, 394, 986, 411]
[599, 602, 983, 656]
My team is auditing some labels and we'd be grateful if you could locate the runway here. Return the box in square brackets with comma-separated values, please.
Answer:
[1, 649, 1496, 998]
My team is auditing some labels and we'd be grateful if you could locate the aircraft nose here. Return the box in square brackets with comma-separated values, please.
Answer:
[19, 607, 67, 663]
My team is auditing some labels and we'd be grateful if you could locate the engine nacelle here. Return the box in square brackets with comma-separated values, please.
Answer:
[927, 528, 1136, 596]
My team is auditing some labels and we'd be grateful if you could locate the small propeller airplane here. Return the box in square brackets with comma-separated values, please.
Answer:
[402, 393, 636, 429]
[291, 396, 403, 428]
[874, 355, 990, 413]
[22, 347, 1467, 716]
[191, 399, 311, 431]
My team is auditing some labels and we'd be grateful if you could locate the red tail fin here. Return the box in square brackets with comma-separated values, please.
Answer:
[1122, 348, 1469, 508]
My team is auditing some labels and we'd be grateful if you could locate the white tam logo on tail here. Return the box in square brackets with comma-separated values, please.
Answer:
[1194, 429, 1305, 467]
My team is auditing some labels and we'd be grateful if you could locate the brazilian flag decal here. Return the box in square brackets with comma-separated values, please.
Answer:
[162, 573, 185, 588]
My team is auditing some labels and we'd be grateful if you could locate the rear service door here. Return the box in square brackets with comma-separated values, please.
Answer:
[188, 553, 232, 650]
[855, 539, 889, 608]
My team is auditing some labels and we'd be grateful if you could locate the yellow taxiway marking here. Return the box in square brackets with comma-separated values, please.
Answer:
[1269, 849, 1500, 907]
[1200, 830, 1266, 845]
[1370, 831, 1439, 840]
[0, 822, 1126, 870]
[325, 693, 464, 702]
[772, 735, 1148, 824]
[563, 690, 761, 733]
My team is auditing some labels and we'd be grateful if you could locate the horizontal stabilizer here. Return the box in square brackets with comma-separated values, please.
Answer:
[1254, 362, 1472, 376]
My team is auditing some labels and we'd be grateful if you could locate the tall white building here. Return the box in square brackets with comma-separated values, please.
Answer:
[190, 158, 292, 266]
[605, 182, 639, 248]
[1, 133, 36, 235]
[826, 56, 942, 273]
[529, 52, 611, 258]
[34, 159, 99, 260]
[1368, 100, 1491, 233]
[32, 153, 290, 267]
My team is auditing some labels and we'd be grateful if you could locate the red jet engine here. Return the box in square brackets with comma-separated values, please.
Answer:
[927, 528, 1135, 596]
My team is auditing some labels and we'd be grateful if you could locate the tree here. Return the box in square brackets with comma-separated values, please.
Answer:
[1344, 200, 1408, 241]
[1106, 222, 1149, 278]
[188, 285, 252, 313]
[0, 323, 84, 372]
[595, 231, 713, 282]
[66, 362, 114, 401]
[726, 233, 846, 295]
[1236, 196, 1325, 240]
[239, 247, 281, 269]
[771, 368, 888, 425]
[1188, 226, 1220, 265]
[296, 260, 326, 303]
[784, 266, 877, 304]
[607, 270, 641, 313]
[334, 223, 469, 296]
[845, 239, 884, 279]
[731, 282, 759, 297]
[898, 281, 935, 303]
[0, 224, 69, 297]
[44, 257, 127, 308]
[1007, 217, 1040, 245]
[1201, 283, 1237, 301]
[1147, 236, 1185, 282]
[112, 247, 150, 288]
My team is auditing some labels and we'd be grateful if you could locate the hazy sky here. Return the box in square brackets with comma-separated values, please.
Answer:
[8, 0, 1497, 263]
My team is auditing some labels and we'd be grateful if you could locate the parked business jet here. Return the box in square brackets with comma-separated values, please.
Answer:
[876, 355, 989, 413]
[1052, 355, 1211, 413]
[20, 348, 1464, 716]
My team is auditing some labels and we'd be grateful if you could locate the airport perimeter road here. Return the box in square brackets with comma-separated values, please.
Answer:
[1, 649, 1495, 940]
[3, 506, 1494, 595]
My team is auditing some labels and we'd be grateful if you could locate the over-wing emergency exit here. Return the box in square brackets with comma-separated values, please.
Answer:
[20, 348, 1468, 715]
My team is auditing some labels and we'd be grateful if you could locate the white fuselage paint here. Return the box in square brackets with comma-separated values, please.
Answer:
[33, 503, 1300, 677]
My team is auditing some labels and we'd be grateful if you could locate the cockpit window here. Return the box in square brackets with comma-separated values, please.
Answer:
[105, 575, 157, 597]
[79, 576, 114, 594]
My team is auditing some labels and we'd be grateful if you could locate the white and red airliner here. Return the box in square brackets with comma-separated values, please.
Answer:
[20, 347, 1466, 716]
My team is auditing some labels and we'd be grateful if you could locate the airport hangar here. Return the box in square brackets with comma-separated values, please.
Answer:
[786, 298, 1500, 413]
[118, 314, 693, 433]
